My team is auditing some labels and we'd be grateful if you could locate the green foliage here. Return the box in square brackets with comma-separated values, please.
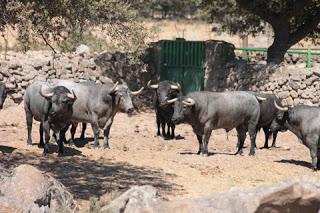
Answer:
[0, 0, 151, 56]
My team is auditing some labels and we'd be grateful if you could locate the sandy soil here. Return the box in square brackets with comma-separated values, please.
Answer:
[1, 103, 320, 210]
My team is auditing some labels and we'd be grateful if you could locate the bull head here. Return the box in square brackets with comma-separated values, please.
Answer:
[183, 98, 195, 107]
[39, 86, 54, 98]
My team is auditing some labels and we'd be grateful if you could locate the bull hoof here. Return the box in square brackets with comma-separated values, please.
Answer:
[57, 152, 64, 157]
[103, 146, 110, 150]
[313, 167, 318, 172]
[197, 151, 201, 155]
[260, 146, 269, 149]
[200, 152, 209, 157]
[249, 152, 255, 156]
[235, 150, 243, 155]
[94, 146, 99, 150]
[38, 143, 44, 148]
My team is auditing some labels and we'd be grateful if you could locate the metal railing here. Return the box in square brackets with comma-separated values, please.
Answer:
[235, 47, 320, 68]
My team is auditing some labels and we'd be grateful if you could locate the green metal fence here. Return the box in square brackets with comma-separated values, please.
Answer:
[236, 47, 320, 68]
[160, 38, 205, 94]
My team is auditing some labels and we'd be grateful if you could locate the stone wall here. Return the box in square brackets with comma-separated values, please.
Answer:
[0, 50, 152, 107]
[204, 41, 320, 106]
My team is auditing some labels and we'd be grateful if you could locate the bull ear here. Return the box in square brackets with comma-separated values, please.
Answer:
[39, 86, 54, 98]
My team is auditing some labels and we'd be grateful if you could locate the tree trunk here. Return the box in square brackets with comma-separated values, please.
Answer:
[267, 27, 290, 64]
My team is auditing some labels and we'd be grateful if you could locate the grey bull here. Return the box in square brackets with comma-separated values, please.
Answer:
[236, 92, 283, 149]
[54, 80, 144, 149]
[24, 81, 76, 156]
[170, 91, 265, 156]
[271, 103, 320, 170]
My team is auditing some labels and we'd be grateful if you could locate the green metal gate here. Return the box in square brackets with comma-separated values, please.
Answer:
[159, 38, 205, 94]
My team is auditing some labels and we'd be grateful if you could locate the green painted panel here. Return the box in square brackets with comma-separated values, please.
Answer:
[159, 38, 205, 95]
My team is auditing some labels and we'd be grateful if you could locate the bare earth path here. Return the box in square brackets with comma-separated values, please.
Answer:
[1, 104, 319, 209]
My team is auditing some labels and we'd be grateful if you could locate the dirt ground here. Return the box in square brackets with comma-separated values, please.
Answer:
[1, 103, 320, 210]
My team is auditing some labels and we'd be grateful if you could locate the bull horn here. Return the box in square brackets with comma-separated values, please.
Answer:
[39, 85, 54, 98]
[131, 87, 144, 95]
[170, 82, 181, 90]
[274, 100, 288, 111]
[147, 80, 158, 89]
[67, 90, 77, 100]
[167, 98, 178, 104]
[256, 96, 266, 101]
[183, 98, 195, 106]
[110, 81, 119, 93]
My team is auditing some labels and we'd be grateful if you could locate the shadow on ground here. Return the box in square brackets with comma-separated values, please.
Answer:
[275, 159, 312, 169]
[0, 147, 182, 200]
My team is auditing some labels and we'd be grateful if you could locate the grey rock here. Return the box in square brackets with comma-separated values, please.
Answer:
[288, 80, 299, 91]
[76, 44, 90, 55]
[0, 164, 77, 212]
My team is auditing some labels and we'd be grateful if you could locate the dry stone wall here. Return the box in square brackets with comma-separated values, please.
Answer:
[0, 50, 151, 107]
[205, 40, 320, 106]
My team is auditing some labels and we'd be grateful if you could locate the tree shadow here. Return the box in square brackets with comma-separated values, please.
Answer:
[274, 159, 312, 169]
[0, 150, 183, 200]
[179, 151, 234, 156]
[72, 138, 94, 148]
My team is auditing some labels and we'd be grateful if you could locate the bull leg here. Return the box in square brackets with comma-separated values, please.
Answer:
[70, 122, 78, 146]
[59, 124, 69, 145]
[235, 126, 246, 155]
[38, 123, 44, 148]
[156, 113, 161, 136]
[103, 119, 114, 150]
[306, 136, 319, 171]
[201, 126, 213, 156]
[317, 146, 320, 169]
[271, 131, 279, 148]
[166, 123, 171, 137]
[91, 123, 100, 149]
[262, 126, 271, 149]
[42, 121, 51, 156]
[56, 131, 64, 155]
[26, 112, 33, 146]
[196, 134, 202, 155]
[161, 121, 166, 138]
[171, 123, 175, 139]
[80, 123, 87, 140]
[248, 122, 258, 156]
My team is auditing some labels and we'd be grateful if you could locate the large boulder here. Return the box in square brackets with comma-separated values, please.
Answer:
[0, 164, 77, 212]
[103, 175, 320, 213]
[100, 185, 160, 213]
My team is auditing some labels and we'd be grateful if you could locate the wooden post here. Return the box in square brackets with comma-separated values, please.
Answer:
[241, 35, 249, 60]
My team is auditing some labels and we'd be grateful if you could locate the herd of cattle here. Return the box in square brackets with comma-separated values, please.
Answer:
[0, 79, 320, 171]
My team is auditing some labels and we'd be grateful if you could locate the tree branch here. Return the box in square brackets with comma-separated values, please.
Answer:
[288, 11, 320, 46]
[40, 33, 57, 54]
